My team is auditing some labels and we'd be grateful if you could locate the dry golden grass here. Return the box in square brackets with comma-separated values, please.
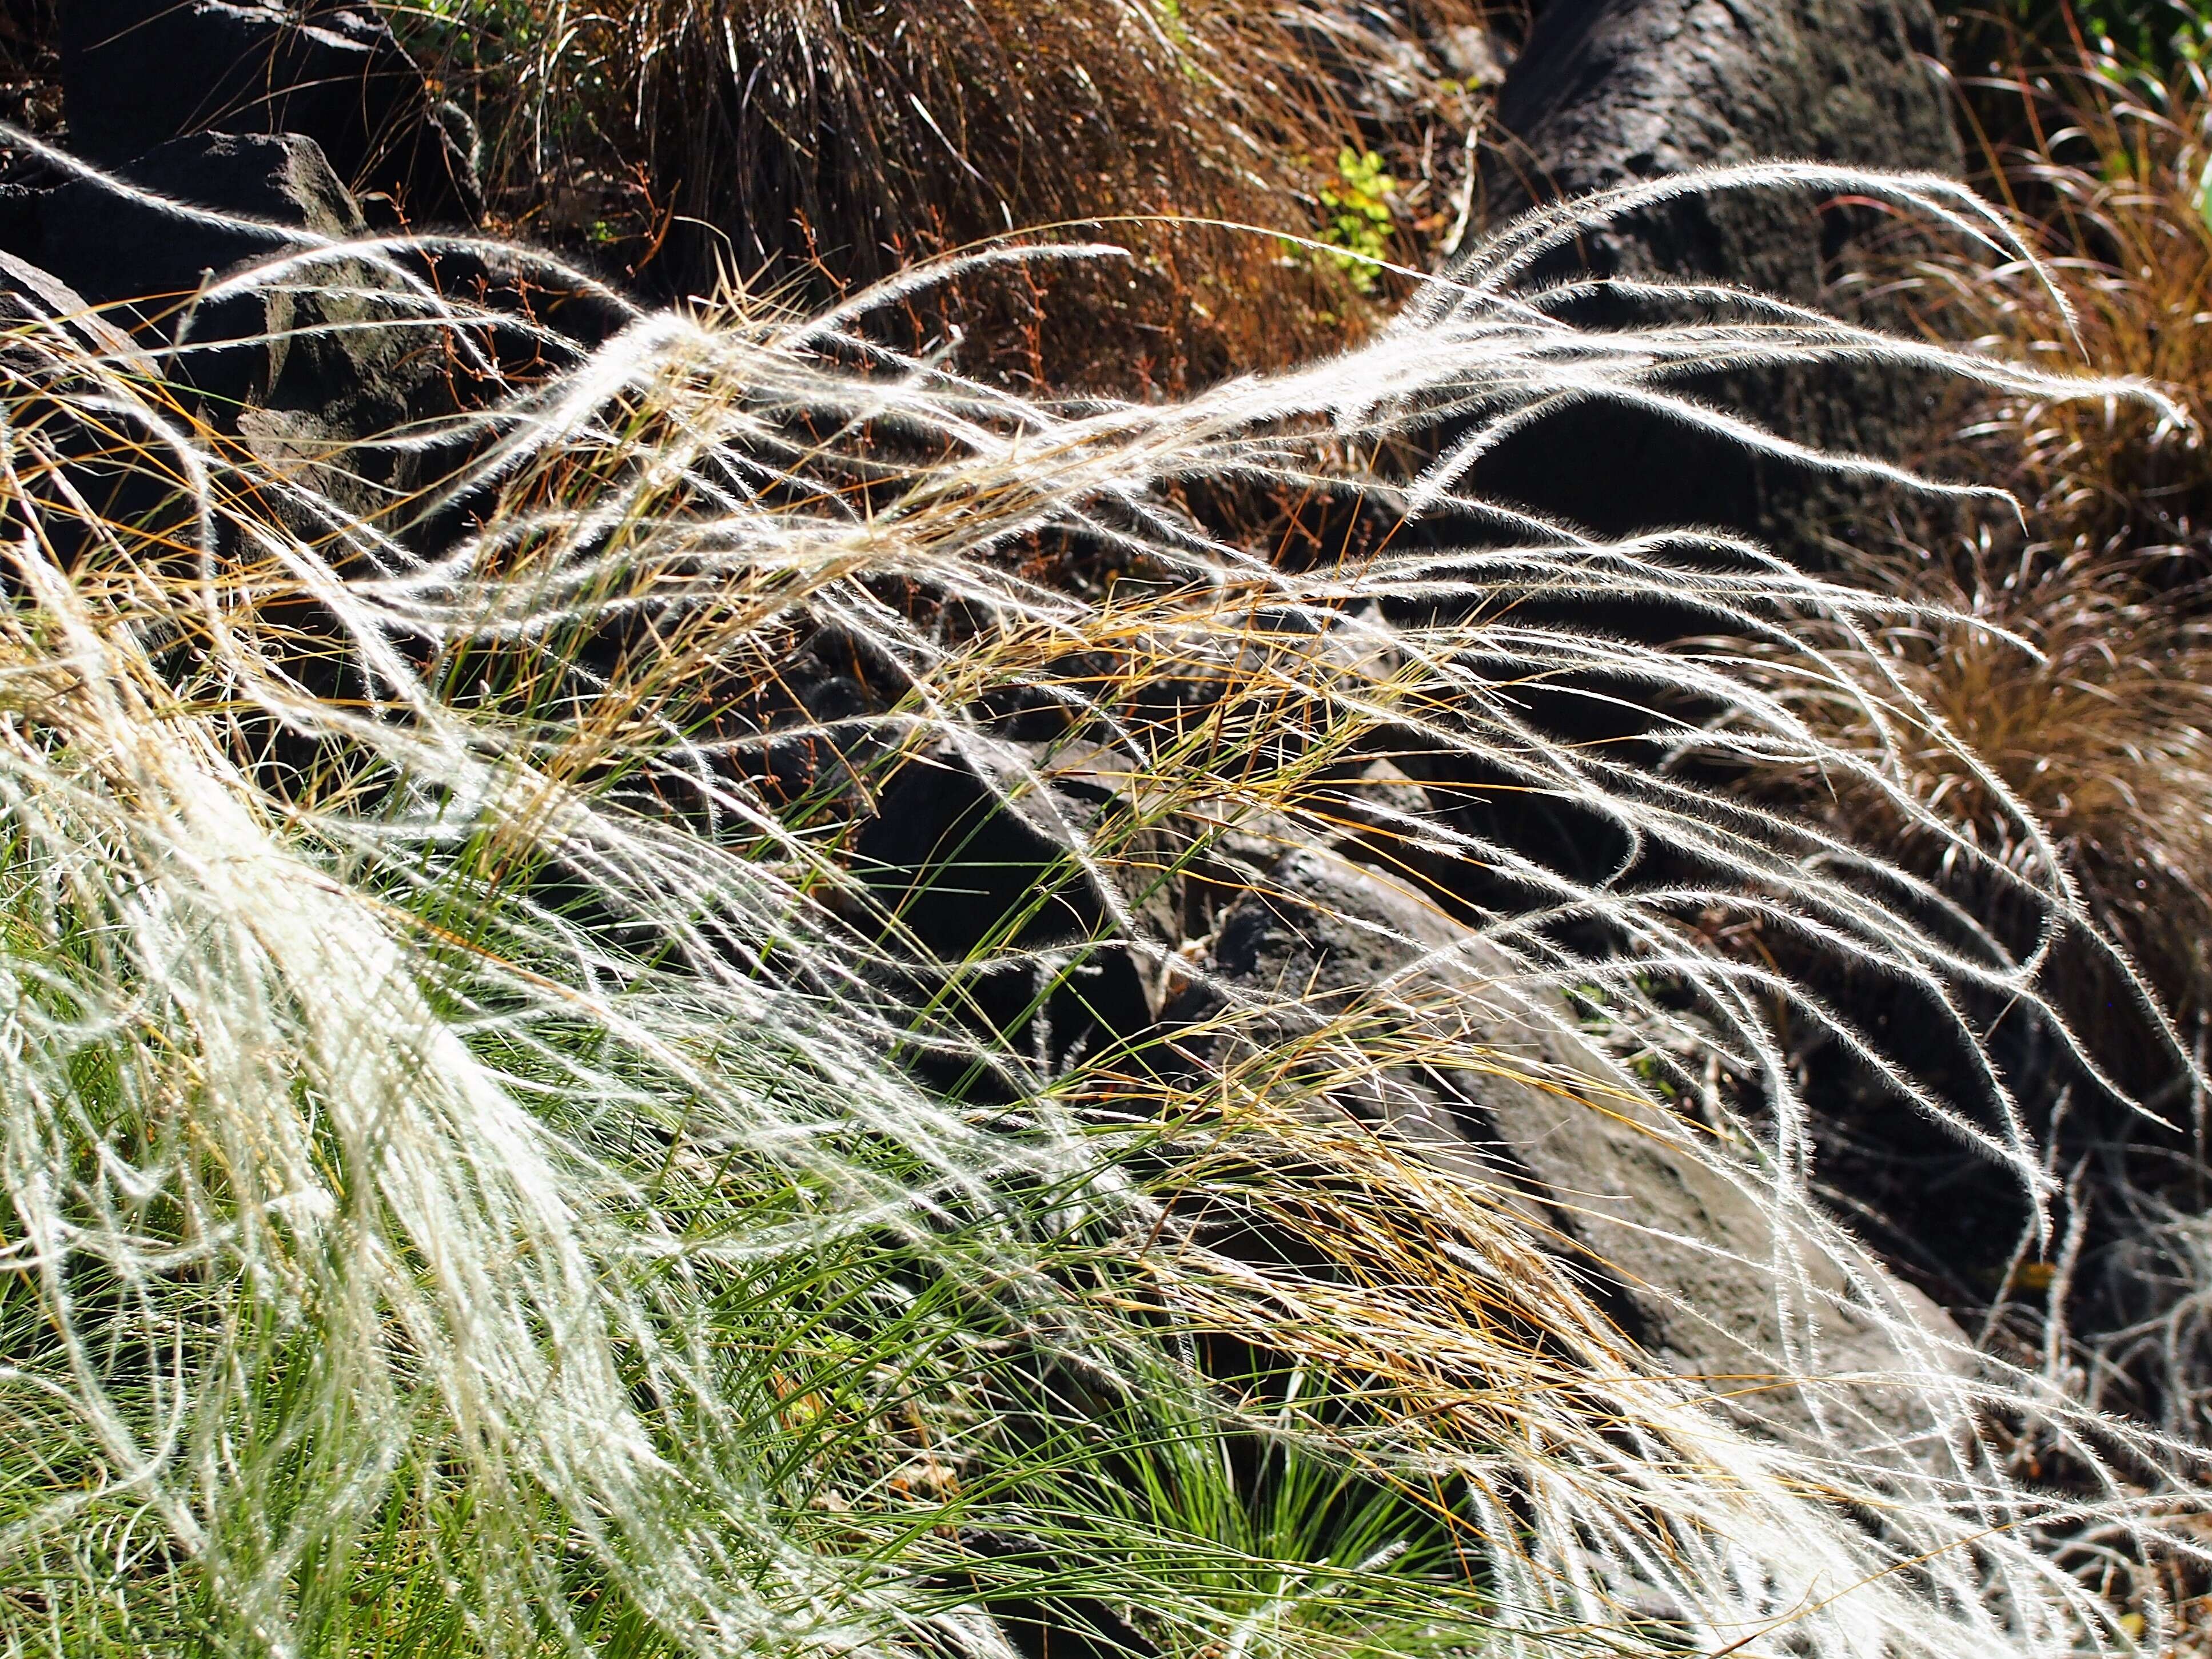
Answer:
[2, 137, 2204, 1652]
[1921, 31, 2212, 561]
[1757, 22, 2212, 1027]
[1728, 540, 2212, 1030]
[424, 0, 1496, 393]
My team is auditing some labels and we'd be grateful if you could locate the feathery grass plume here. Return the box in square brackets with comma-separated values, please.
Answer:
[1720, 15, 2212, 1497]
[0, 148, 2208, 1656]
[1903, 17, 2212, 1024]
[1695, 530, 2212, 1447]
[1722, 536, 2212, 1031]
[405, 0, 1493, 391]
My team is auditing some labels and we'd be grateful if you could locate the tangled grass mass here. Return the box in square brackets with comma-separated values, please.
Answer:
[5, 3, 2212, 1654]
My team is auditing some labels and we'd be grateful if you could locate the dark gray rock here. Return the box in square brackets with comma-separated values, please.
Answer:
[0, 244, 148, 367]
[1170, 844, 1976, 1450]
[23, 131, 349, 413]
[60, 0, 479, 224]
[39, 129, 362, 302]
[1460, 0, 1963, 547]
[0, 248, 206, 575]
[13, 130, 456, 531]
[1488, 0, 1959, 293]
[851, 740, 1170, 1081]
[30, 132, 436, 427]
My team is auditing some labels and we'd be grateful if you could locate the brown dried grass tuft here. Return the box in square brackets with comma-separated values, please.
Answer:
[1730, 539, 2212, 1032]
[426, 0, 1498, 393]
[1756, 21, 2212, 1029]
[1922, 25, 2212, 563]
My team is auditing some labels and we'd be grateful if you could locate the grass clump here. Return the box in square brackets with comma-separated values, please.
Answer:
[1940, 4, 2212, 562]
[0, 132, 2207, 1656]
[1729, 539, 2212, 1039]
[402, 0, 1494, 392]
[1762, 10, 2212, 1044]
[1596, 13, 2212, 1479]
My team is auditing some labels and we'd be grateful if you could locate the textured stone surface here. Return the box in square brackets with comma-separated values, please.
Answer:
[31, 132, 439, 422]
[0, 245, 146, 367]
[5, 129, 457, 533]
[1488, 0, 1959, 293]
[0, 247, 184, 569]
[1172, 844, 1974, 1449]
[31, 131, 364, 410]
[60, 0, 479, 223]
[851, 741, 1167, 1076]
[1461, 0, 1963, 546]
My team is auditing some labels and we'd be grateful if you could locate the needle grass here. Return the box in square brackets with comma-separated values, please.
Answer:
[0, 149, 2206, 1656]
[1759, 13, 2212, 1036]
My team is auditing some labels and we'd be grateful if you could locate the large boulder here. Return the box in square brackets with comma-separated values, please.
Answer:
[59, 0, 479, 225]
[39, 129, 364, 312]
[1486, 0, 1959, 293]
[1167, 843, 1976, 1451]
[1459, 0, 1964, 548]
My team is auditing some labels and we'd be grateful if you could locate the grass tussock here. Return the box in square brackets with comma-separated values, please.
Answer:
[1731, 539, 2212, 1036]
[413, 0, 1493, 392]
[1933, 11, 2212, 559]
[0, 137, 2208, 1655]
[1763, 13, 2212, 1035]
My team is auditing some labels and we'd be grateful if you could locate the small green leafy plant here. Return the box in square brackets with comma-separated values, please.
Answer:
[1318, 146, 1396, 292]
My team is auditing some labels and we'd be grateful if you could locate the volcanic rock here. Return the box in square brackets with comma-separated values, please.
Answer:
[59, 0, 479, 224]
